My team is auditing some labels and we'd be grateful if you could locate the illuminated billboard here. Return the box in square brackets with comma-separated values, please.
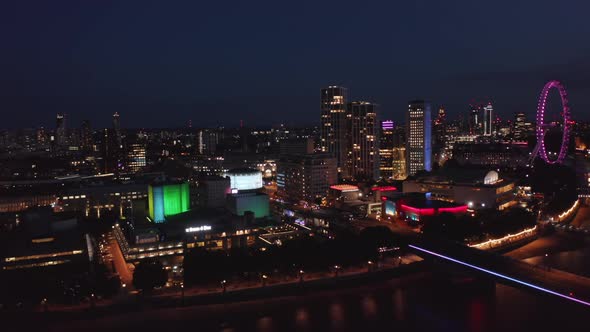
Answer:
[149, 182, 190, 223]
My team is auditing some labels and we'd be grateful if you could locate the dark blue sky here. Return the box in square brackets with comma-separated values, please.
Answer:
[1, 0, 589, 129]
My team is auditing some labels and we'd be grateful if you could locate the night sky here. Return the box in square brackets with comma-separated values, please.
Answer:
[1, 0, 590, 129]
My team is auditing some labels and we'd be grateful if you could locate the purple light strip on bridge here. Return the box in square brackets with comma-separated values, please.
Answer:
[408, 244, 590, 307]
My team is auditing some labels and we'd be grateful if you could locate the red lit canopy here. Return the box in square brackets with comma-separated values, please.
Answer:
[371, 186, 397, 192]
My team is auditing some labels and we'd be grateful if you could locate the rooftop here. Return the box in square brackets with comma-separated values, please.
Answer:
[330, 184, 359, 192]
[409, 168, 506, 187]
[226, 167, 260, 175]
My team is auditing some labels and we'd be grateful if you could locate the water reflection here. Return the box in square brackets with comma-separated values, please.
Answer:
[361, 295, 377, 319]
[256, 316, 273, 332]
[294, 307, 310, 330]
[330, 302, 345, 329]
[393, 288, 406, 321]
[49, 269, 590, 332]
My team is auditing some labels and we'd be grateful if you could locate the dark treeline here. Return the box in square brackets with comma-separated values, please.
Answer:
[422, 208, 536, 243]
[183, 226, 399, 286]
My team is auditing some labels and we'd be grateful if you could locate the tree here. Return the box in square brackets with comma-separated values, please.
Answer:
[358, 226, 396, 260]
[132, 260, 167, 292]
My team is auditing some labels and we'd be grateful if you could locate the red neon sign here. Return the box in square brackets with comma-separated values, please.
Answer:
[400, 204, 468, 216]
[371, 186, 397, 192]
[439, 206, 468, 213]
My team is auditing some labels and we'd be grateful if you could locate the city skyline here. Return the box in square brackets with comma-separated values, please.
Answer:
[2, 2, 590, 330]
[2, 1, 590, 128]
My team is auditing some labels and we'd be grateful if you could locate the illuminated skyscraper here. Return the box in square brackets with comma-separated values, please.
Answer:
[36, 127, 47, 145]
[348, 101, 379, 180]
[197, 129, 218, 155]
[392, 147, 407, 180]
[513, 112, 527, 141]
[468, 103, 481, 135]
[126, 143, 146, 173]
[320, 86, 348, 175]
[483, 103, 493, 136]
[406, 100, 432, 176]
[56, 113, 67, 146]
[379, 120, 395, 179]
[433, 106, 446, 148]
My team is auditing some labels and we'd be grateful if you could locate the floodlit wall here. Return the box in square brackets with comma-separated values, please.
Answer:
[149, 183, 190, 223]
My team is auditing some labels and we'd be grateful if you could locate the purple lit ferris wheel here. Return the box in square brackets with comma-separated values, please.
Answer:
[531, 80, 571, 164]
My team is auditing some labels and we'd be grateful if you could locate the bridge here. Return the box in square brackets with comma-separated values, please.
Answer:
[408, 237, 590, 307]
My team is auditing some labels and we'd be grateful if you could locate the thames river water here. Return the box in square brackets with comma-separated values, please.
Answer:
[48, 269, 589, 332]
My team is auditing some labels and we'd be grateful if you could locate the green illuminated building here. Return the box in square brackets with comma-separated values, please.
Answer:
[227, 192, 270, 218]
[149, 182, 190, 223]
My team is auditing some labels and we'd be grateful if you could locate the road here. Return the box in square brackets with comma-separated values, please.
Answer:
[154, 253, 422, 300]
[106, 231, 133, 288]
[505, 232, 586, 260]
[570, 200, 590, 229]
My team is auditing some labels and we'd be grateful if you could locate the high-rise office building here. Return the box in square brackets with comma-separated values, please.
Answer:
[197, 129, 219, 155]
[276, 153, 337, 203]
[112, 112, 122, 147]
[56, 113, 67, 146]
[100, 128, 122, 174]
[379, 120, 395, 179]
[433, 106, 446, 148]
[80, 120, 93, 151]
[320, 86, 348, 175]
[392, 147, 407, 180]
[36, 127, 47, 145]
[348, 101, 379, 181]
[483, 103, 493, 136]
[279, 138, 314, 156]
[468, 103, 481, 135]
[126, 143, 147, 173]
[406, 100, 432, 176]
[513, 112, 527, 141]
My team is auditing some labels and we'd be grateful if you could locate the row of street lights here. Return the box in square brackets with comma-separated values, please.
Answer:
[178, 258, 396, 305]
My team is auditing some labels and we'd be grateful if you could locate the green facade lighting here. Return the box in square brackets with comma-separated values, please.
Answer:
[149, 182, 190, 223]
[230, 193, 270, 218]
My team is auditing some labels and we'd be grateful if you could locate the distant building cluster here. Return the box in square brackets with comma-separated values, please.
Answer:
[1, 83, 580, 309]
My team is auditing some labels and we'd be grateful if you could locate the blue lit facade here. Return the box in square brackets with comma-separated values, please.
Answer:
[424, 104, 432, 172]
[149, 185, 165, 223]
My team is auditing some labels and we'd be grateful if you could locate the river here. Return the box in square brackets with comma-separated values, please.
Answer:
[42, 269, 589, 332]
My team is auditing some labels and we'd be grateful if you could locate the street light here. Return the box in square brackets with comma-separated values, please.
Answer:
[367, 260, 374, 272]
[261, 274, 268, 287]
[221, 280, 227, 293]
[41, 298, 48, 312]
[181, 283, 185, 305]
[298, 270, 305, 283]
[333, 265, 341, 277]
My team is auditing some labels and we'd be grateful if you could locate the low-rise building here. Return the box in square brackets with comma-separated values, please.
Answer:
[453, 142, 529, 168]
[403, 169, 516, 210]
